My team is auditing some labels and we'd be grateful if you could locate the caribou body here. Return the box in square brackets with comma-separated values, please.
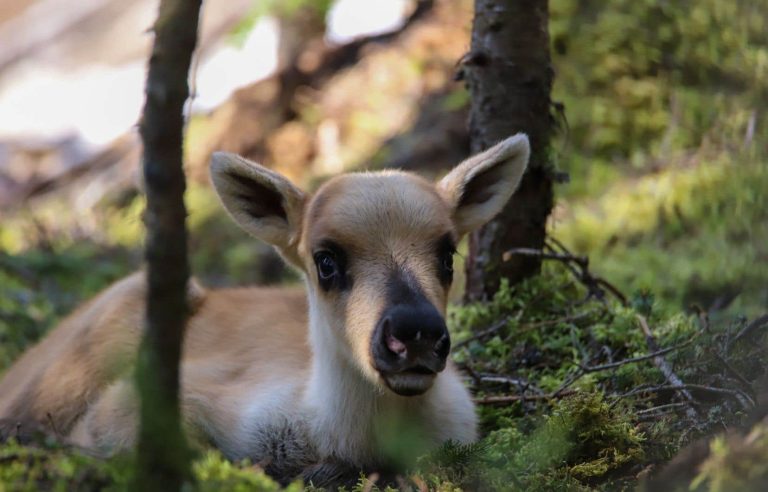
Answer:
[0, 134, 530, 484]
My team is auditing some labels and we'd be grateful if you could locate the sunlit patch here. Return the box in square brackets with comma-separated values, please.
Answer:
[326, 0, 410, 44]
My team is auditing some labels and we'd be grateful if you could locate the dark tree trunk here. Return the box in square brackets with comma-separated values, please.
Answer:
[463, 0, 554, 301]
[134, 0, 201, 490]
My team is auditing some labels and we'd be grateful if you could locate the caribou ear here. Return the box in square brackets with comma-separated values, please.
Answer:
[437, 133, 530, 236]
[210, 152, 306, 267]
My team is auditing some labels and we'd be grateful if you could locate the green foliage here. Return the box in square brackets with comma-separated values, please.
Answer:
[548, 0, 768, 317]
[0, 248, 132, 371]
[557, 147, 768, 317]
[0, 440, 131, 492]
[447, 258, 766, 490]
[1, 1, 765, 490]
[0, 443, 294, 492]
[193, 450, 299, 491]
[414, 394, 644, 491]
[551, 0, 767, 164]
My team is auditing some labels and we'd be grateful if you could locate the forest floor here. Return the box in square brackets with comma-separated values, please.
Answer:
[1, 0, 767, 490]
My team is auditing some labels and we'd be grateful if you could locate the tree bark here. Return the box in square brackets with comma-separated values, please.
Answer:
[134, 0, 201, 490]
[463, 0, 554, 301]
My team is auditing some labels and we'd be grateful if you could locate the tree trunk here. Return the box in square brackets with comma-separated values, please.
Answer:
[463, 0, 554, 301]
[134, 0, 201, 490]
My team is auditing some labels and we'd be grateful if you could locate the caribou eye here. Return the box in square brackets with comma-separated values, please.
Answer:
[316, 252, 337, 279]
[442, 252, 454, 275]
[313, 249, 347, 291]
[437, 234, 456, 286]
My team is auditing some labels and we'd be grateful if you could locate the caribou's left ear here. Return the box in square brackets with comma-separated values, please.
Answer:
[210, 152, 306, 268]
[437, 133, 530, 236]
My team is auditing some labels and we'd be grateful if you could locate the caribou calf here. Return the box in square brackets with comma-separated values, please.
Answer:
[0, 134, 530, 485]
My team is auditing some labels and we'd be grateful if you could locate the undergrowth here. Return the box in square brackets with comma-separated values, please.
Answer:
[1, 0, 766, 489]
[2, 261, 765, 490]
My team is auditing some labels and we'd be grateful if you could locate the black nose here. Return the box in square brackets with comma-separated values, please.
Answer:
[372, 301, 450, 375]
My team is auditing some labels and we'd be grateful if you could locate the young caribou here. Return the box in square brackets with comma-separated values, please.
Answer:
[0, 133, 530, 485]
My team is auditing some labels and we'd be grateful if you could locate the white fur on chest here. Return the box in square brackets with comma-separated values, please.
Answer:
[222, 378, 312, 461]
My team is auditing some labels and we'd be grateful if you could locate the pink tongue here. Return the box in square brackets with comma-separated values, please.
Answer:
[386, 333, 407, 356]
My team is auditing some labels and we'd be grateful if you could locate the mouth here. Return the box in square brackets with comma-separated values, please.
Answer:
[380, 366, 437, 396]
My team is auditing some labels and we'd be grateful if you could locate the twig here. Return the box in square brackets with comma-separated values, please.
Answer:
[456, 309, 598, 350]
[477, 375, 528, 387]
[522, 310, 596, 331]
[706, 347, 754, 395]
[636, 402, 689, 416]
[454, 317, 510, 349]
[459, 361, 482, 387]
[548, 237, 629, 306]
[551, 370, 584, 398]
[732, 314, 768, 345]
[617, 384, 753, 411]
[664, 384, 753, 409]
[581, 336, 698, 373]
[470, 373, 547, 397]
[520, 236, 628, 306]
[637, 315, 699, 420]
[501, 247, 587, 267]
[475, 390, 576, 405]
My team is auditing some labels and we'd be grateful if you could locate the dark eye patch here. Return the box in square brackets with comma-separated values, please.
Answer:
[436, 233, 456, 286]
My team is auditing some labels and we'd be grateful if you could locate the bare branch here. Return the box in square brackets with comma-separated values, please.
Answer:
[732, 314, 768, 345]
[475, 390, 576, 405]
[581, 336, 699, 373]
[636, 315, 699, 420]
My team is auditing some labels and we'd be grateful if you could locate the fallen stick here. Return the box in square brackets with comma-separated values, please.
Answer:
[581, 335, 699, 373]
[474, 390, 576, 405]
[637, 314, 699, 420]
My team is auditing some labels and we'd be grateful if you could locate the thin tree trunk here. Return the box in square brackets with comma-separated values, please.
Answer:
[134, 0, 201, 489]
[463, 0, 554, 301]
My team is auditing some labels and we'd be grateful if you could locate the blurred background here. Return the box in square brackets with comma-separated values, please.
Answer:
[0, 0, 766, 368]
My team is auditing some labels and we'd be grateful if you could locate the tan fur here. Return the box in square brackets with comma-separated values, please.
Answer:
[0, 133, 530, 479]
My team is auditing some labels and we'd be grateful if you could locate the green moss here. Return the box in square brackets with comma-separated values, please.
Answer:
[0, 440, 131, 492]
[193, 450, 298, 491]
[557, 148, 768, 316]
[0, 248, 133, 372]
[415, 394, 643, 491]
[0, 443, 302, 492]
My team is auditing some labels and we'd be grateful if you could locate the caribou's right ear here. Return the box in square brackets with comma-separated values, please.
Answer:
[437, 134, 530, 236]
[210, 152, 306, 267]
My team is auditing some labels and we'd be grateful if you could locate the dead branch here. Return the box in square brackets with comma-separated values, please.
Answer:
[475, 390, 576, 405]
[551, 370, 585, 398]
[581, 336, 699, 373]
[476, 375, 528, 388]
[455, 309, 597, 350]
[706, 347, 754, 395]
[637, 315, 699, 420]
[502, 236, 628, 305]
[454, 316, 511, 349]
[732, 314, 768, 345]
[550, 236, 629, 304]
[502, 247, 587, 266]
[636, 402, 689, 416]
[642, 384, 753, 410]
